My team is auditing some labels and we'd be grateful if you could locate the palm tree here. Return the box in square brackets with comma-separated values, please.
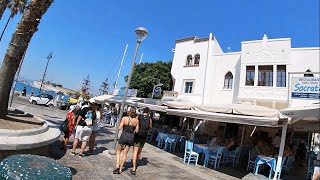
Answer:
[0, 0, 10, 21]
[0, 0, 54, 118]
[0, 0, 28, 43]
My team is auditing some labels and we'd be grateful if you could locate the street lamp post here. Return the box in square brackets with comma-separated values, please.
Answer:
[109, 27, 148, 155]
[39, 52, 53, 94]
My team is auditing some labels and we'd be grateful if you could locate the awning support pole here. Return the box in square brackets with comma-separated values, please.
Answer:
[273, 121, 288, 180]
[191, 119, 198, 140]
[240, 125, 246, 147]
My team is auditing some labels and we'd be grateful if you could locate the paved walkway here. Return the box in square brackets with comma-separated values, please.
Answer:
[50, 126, 240, 180]
[9, 101, 305, 180]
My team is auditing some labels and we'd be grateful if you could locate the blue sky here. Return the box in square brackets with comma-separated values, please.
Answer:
[0, 0, 319, 95]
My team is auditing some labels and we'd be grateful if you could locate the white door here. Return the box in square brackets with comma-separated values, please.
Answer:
[38, 94, 49, 105]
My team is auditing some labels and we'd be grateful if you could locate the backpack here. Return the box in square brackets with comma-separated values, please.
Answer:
[138, 114, 150, 137]
[60, 119, 69, 132]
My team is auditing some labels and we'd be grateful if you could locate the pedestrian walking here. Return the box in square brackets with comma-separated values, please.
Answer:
[71, 99, 95, 157]
[22, 87, 27, 96]
[88, 104, 102, 155]
[113, 107, 139, 174]
[61, 105, 76, 150]
[131, 107, 152, 175]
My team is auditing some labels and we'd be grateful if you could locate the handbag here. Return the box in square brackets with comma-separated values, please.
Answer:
[85, 118, 93, 126]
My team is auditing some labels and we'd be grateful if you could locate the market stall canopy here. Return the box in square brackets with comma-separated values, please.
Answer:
[195, 104, 280, 118]
[166, 109, 281, 127]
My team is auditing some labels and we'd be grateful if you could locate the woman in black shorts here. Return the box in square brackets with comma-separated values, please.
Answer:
[113, 107, 139, 174]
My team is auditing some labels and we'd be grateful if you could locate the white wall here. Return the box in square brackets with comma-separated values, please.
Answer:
[171, 34, 319, 108]
[238, 36, 292, 102]
[203, 53, 241, 105]
[171, 34, 222, 104]
[289, 48, 320, 107]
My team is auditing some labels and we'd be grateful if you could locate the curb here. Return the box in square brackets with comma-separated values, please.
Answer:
[0, 108, 61, 150]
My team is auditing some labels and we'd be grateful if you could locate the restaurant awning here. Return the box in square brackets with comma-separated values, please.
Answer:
[166, 109, 282, 127]
[195, 104, 280, 118]
[280, 104, 320, 122]
[127, 101, 168, 112]
[281, 104, 320, 132]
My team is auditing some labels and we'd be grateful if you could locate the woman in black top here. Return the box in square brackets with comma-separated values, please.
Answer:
[113, 107, 139, 174]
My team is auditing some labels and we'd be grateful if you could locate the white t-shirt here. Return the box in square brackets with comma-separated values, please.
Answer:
[93, 111, 102, 131]
[273, 136, 281, 148]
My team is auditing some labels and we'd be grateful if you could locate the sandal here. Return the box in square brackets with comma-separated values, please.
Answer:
[113, 167, 120, 174]
[70, 151, 76, 156]
[130, 169, 136, 175]
[78, 153, 84, 158]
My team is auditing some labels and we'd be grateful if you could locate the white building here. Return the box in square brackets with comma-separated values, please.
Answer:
[171, 34, 320, 109]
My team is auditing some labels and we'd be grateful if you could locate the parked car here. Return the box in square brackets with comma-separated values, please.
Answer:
[29, 93, 55, 108]
[59, 102, 77, 110]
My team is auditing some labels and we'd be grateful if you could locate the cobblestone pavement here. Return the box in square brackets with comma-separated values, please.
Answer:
[50, 126, 241, 180]
[10, 100, 304, 180]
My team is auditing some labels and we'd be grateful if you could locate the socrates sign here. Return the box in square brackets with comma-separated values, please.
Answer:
[291, 77, 320, 99]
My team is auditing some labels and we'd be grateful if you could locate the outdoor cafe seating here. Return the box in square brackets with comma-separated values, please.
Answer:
[183, 140, 199, 165]
[227, 147, 241, 167]
[207, 146, 225, 169]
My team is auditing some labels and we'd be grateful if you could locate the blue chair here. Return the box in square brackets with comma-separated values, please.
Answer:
[146, 131, 154, 142]
[282, 155, 294, 174]
[207, 146, 225, 169]
[227, 147, 241, 166]
[165, 135, 178, 152]
[179, 136, 186, 152]
[271, 156, 290, 180]
[306, 156, 314, 180]
[183, 140, 199, 165]
[247, 150, 255, 171]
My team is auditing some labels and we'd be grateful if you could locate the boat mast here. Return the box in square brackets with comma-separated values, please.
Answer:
[113, 44, 128, 92]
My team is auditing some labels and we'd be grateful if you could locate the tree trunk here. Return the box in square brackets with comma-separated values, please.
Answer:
[0, 15, 11, 42]
[0, 0, 54, 118]
[0, 0, 10, 21]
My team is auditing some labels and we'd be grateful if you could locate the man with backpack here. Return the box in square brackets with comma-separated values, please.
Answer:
[131, 107, 152, 175]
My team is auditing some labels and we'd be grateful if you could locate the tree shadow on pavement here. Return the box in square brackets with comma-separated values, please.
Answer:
[50, 140, 67, 160]
[94, 139, 113, 146]
[91, 146, 108, 155]
[138, 157, 149, 167]
[68, 166, 78, 176]
[97, 128, 114, 135]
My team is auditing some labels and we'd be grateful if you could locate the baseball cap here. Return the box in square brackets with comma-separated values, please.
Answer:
[69, 105, 75, 113]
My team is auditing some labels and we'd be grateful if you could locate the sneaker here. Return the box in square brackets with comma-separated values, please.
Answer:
[70, 151, 76, 156]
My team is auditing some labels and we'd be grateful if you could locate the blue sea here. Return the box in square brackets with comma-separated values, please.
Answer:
[15, 82, 69, 101]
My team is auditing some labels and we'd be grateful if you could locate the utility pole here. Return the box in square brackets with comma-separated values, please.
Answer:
[39, 52, 53, 94]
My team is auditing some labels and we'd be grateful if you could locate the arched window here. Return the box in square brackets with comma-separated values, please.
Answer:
[194, 54, 200, 65]
[186, 55, 192, 66]
[304, 69, 314, 77]
[224, 72, 233, 89]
